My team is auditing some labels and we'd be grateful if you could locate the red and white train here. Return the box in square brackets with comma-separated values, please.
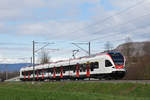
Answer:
[20, 51, 126, 81]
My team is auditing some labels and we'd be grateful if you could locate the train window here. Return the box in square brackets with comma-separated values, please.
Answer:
[44, 71, 46, 75]
[83, 64, 86, 72]
[72, 65, 75, 73]
[80, 65, 83, 72]
[91, 68, 94, 71]
[34, 71, 37, 75]
[63, 66, 69, 73]
[28, 71, 32, 75]
[45, 69, 48, 73]
[49, 67, 52, 72]
[94, 62, 99, 69]
[90, 62, 93, 68]
[79, 64, 84, 72]
[105, 60, 112, 67]
[70, 65, 76, 72]
[66, 66, 70, 71]
[24, 72, 26, 75]
[39, 71, 42, 75]
[90, 62, 94, 71]
[47, 68, 51, 73]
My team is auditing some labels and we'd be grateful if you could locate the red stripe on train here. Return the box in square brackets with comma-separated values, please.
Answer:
[60, 66, 63, 78]
[76, 64, 79, 78]
[42, 69, 44, 79]
[86, 63, 90, 77]
[49, 73, 51, 79]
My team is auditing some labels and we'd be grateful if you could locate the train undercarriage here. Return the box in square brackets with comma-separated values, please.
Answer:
[20, 71, 126, 81]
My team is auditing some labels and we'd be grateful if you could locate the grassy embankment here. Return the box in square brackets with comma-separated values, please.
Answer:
[0, 82, 150, 100]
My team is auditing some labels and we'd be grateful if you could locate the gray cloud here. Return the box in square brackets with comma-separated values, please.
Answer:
[0, 0, 149, 41]
[0, 0, 150, 63]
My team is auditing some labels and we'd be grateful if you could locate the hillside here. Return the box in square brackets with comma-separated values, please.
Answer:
[115, 41, 150, 80]
[116, 41, 150, 57]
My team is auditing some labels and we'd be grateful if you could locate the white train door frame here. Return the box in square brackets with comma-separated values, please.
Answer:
[98, 58, 106, 74]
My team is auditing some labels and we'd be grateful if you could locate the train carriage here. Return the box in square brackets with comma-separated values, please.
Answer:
[20, 51, 126, 81]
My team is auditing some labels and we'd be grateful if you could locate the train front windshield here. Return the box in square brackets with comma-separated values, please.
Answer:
[108, 52, 124, 65]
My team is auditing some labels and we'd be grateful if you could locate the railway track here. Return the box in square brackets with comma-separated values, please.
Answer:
[6, 76, 150, 84]
[21, 79, 150, 84]
[76, 80, 150, 84]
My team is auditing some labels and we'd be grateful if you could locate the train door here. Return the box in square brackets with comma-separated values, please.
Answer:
[42, 69, 44, 80]
[86, 62, 90, 77]
[53, 67, 56, 79]
[60, 66, 63, 78]
[98, 58, 106, 73]
[76, 64, 79, 78]
[24, 72, 26, 80]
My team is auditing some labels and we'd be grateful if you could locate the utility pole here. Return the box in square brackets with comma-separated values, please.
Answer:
[33, 40, 35, 81]
[88, 42, 91, 56]
[31, 57, 32, 65]
[32, 40, 55, 81]
[5, 65, 8, 80]
[72, 42, 91, 56]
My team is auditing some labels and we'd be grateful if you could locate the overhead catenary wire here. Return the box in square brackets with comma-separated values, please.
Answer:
[71, 9, 150, 43]
[75, 10, 150, 42]
[56, 10, 150, 56]
[69, 0, 146, 40]
[47, 0, 146, 42]
[90, 23, 150, 45]
[57, 20, 150, 57]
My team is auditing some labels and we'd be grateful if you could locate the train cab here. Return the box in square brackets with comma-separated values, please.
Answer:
[106, 52, 126, 79]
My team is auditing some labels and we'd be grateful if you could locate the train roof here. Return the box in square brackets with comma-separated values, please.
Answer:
[20, 51, 122, 71]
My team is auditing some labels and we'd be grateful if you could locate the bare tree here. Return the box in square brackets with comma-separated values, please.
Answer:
[38, 49, 50, 64]
[125, 36, 133, 58]
[143, 42, 150, 56]
[123, 36, 135, 68]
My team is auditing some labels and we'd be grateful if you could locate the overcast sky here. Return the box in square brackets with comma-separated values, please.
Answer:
[0, 0, 150, 63]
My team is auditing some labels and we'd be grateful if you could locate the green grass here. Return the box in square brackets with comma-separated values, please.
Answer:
[0, 82, 150, 100]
